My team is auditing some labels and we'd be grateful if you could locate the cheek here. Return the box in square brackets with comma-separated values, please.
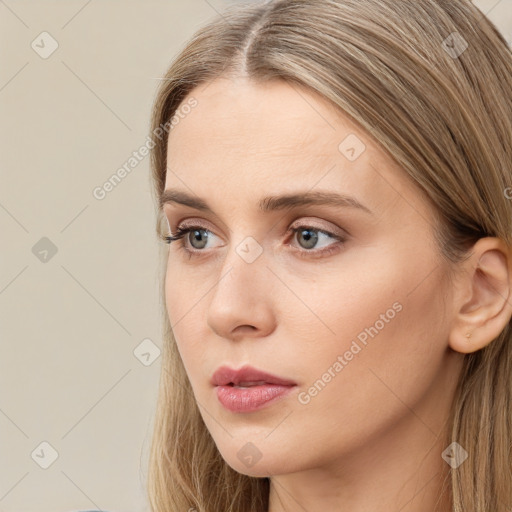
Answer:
[164, 261, 207, 380]
[290, 249, 448, 447]
[164, 254, 203, 327]
[164, 260, 181, 325]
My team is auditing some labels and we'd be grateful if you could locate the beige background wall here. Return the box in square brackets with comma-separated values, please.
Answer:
[1, 1, 511, 511]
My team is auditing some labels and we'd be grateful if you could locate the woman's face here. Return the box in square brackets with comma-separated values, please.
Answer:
[162, 77, 463, 477]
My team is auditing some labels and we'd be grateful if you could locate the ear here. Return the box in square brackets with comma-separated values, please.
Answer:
[449, 237, 512, 354]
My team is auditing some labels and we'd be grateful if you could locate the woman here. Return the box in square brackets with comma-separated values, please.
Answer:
[147, 1, 512, 510]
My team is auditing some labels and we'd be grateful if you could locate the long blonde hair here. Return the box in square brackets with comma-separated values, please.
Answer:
[147, 1, 512, 510]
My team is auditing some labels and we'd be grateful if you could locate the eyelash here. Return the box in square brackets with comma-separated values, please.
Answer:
[163, 223, 346, 259]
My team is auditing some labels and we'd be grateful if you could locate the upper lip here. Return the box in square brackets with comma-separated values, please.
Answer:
[211, 365, 297, 387]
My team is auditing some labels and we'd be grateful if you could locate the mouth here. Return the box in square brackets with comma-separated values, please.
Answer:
[211, 365, 297, 413]
[210, 364, 297, 387]
[228, 381, 270, 388]
[215, 382, 296, 413]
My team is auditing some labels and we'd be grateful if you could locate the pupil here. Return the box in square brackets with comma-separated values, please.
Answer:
[191, 229, 208, 249]
[300, 229, 317, 249]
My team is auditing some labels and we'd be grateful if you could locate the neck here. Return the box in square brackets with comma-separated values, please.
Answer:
[267, 413, 453, 512]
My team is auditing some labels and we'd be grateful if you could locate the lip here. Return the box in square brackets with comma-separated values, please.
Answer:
[211, 365, 297, 413]
[210, 364, 297, 387]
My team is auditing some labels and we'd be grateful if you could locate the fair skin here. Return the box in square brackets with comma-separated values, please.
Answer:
[162, 76, 512, 512]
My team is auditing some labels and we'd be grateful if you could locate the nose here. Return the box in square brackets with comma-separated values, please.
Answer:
[206, 239, 277, 341]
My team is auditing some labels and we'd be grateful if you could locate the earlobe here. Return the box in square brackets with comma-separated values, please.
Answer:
[448, 237, 512, 354]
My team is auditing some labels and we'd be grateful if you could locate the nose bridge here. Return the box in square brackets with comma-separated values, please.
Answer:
[206, 234, 274, 336]
[216, 234, 267, 297]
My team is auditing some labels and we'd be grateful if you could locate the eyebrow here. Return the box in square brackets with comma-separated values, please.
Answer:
[160, 189, 374, 215]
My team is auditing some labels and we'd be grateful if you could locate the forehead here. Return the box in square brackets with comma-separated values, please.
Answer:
[168, 77, 374, 160]
[164, 77, 424, 217]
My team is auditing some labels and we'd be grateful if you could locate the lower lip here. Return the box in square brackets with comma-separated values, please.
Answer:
[215, 384, 296, 412]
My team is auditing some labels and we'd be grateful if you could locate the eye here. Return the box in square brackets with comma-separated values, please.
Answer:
[287, 225, 346, 259]
[163, 222, 347, 259]
[164, 225, 218, 251]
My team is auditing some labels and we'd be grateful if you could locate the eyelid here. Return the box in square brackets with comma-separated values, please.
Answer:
[169, 215, 347, 238]
[173, 218, 217, 236]
[168, 217, 348, 252]
[167, 226, 345, 262]
[164, 206, 231, 235]
[289, 217, 347, 238]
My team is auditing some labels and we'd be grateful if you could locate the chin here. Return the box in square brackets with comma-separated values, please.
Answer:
[215, 441, 300, 478]
[225, 457, 282, 478]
